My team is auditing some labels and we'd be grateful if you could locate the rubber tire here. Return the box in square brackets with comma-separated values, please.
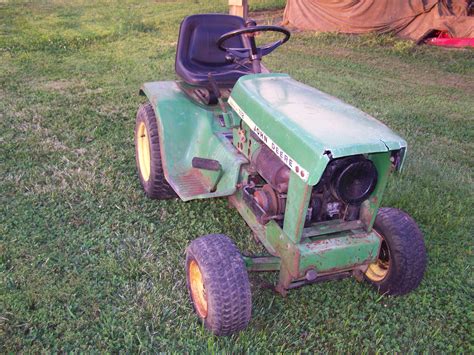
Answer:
[365, 207, 427, 296]
[185, 234, 252, 336]
[134, 103, 177, 199]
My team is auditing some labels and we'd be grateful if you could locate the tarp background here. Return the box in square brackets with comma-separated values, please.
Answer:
[283, 0, 474, 42]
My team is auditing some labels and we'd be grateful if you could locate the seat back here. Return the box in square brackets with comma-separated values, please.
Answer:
[175, 14, 252, 88]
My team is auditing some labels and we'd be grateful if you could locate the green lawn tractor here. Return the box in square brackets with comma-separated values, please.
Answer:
[134, 14, 427, 335]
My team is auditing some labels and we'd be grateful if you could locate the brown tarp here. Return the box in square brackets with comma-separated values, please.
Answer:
[283, 0, 474, 42]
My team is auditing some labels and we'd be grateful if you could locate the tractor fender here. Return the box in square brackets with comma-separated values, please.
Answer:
[139, 81, 247, 201]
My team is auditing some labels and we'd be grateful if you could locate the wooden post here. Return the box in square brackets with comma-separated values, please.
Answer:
[229, 0, 248, 19]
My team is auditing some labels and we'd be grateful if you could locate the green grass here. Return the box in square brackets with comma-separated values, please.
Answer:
[1, 0, 473, 352]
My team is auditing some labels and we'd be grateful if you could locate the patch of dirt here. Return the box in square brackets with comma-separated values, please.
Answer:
[16, 113, 68, 151]
[13, 107, 87, 157]
[36, 79, 107, 97]
[37, 79, 85, 93]
[83, 87, 104, 94]
[96, 103, 125, 117]
[249, 9, 284, 26]
[22, 165, 98, 195]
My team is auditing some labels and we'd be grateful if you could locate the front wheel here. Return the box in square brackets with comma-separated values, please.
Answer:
[365, 207, 427, 295]
[185, 234, 252, 335]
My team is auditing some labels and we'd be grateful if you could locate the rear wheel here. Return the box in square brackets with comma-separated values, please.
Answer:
[134, 103, 177, 199]
[185, 234, 252, 335]
[365, 207, 426, 295]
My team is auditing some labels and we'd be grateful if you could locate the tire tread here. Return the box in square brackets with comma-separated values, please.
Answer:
[369, 207, 427, 296]
[186, 234, 252, 335]
[135, 103, 177, 199]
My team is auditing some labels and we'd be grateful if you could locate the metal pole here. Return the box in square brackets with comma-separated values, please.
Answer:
[229, 0, 248, 19]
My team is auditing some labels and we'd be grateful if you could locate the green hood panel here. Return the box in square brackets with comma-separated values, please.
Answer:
[229, 74, 406, 185]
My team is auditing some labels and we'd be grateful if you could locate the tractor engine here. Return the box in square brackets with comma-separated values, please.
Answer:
[309, 155, 378, 223]
[249, 146, 378, 224]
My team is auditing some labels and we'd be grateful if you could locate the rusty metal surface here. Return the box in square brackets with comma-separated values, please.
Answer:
[243, 255, 281, 272]
[298, 231, 381, 273]
[254, 184, 284, 216]
[302, 219, 365, 239]
[231, 184, 381, 295]
[286, 271, 352, 290]
[283, 171, 313, 244]
[359, 152, 392, 230]
[252, 145, 290, 192]
[172, 169, 212, 197]
[228, 192, 279, 256]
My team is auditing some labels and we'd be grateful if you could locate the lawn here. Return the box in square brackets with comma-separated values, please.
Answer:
[1, 0, 473, 352]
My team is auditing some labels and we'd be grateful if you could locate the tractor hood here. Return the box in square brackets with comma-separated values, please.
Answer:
[228, 73, 406, 185]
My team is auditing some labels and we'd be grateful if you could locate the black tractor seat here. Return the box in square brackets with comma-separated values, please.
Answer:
[175, 14, 253, 90]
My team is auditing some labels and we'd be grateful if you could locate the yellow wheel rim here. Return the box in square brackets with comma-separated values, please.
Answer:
[365, 237, 390, 282]
[136, 122, 151, 182]
[189, 260, 208, 318]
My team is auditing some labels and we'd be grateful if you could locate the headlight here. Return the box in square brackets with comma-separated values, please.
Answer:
[331, 158, 378, 205]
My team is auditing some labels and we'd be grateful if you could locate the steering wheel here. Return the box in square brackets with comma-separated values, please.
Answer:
[217, 25, 291, 62]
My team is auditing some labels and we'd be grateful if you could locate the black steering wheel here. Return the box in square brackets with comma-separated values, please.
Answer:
[217, 25, 290, 62]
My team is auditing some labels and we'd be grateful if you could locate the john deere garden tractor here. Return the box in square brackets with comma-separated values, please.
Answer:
[134, 14, 427, 335]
